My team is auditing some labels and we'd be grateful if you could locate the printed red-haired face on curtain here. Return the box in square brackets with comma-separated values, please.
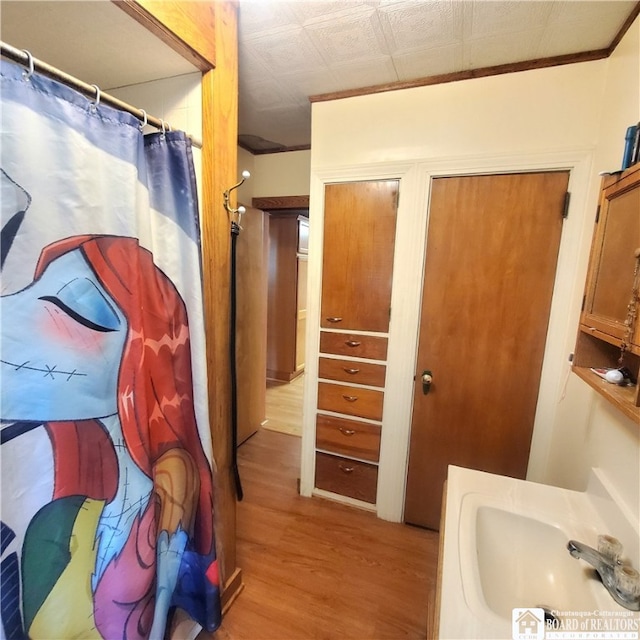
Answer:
[1, 235, 219, 639]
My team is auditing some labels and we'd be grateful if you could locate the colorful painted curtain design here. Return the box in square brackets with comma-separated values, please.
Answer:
[0, 59, 221, 639]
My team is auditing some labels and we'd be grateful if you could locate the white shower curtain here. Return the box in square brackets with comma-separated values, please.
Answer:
[0, 58, 221, 639]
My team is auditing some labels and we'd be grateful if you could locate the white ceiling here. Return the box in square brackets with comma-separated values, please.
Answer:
[238, 0, 638, 151]
[1, 1, 638, 153]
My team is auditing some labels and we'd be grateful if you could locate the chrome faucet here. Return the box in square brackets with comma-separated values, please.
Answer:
[567, 538, 640, 611]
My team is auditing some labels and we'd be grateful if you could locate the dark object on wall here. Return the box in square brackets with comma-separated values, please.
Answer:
[623, 123, 640, 169]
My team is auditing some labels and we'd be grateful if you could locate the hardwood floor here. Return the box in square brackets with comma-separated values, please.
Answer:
[208, 428, 440, 640]
[263, 375, 305, 436]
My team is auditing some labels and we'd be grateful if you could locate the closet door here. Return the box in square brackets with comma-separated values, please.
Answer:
[404, 171, 569, 529]
[321, 181, 398, 333]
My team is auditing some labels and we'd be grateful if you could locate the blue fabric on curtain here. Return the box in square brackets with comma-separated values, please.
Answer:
[0, 59, 221, 639]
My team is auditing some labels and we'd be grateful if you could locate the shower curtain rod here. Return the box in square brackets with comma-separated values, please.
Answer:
[1, 41, 203, 149]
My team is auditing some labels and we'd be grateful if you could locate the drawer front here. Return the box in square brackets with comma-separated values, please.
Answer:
[316, 414, 381, 462]
[315, 452, 378, 504]
[319, 331, 388, 360]
[318, 357, 386, 387]
[317, 382, 384, 421]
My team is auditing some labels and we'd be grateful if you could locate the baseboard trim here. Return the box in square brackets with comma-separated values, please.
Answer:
[221, 567, 244, 615]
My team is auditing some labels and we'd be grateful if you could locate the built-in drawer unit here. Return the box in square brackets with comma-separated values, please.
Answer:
[315, 414, 381, 462]
[319, 331, 388, 360]
[318, 357, 386, 387]
[317, 381, 384, 421]
[315, 452, 378, 504]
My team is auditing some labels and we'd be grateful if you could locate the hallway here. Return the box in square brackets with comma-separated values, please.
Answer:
[210, 427, 439, 639]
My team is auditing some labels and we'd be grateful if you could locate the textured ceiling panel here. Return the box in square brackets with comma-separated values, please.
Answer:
[235, 0, 638, 150]
[463, 28, 544, 69]
[243, 27, 327, 76]
[468, 1, 553, 38]
[305, 8, 389, 65]
[393, 43, 464, 80]
[329, 55, 399, 91]
[1, 0, 637, 152]
[378, 1, 464, 53]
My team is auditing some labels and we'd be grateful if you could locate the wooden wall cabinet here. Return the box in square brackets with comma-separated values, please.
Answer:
[267, 213, 309, 381]
[572, 162, 640, 423]
[314, 180, 399, 505]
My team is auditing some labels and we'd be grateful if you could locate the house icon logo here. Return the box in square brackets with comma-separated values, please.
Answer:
[512, 608, 545, 640]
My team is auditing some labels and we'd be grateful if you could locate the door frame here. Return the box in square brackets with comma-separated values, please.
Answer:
[301, 150, 594, 523]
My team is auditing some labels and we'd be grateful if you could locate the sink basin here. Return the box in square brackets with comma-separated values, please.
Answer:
[438, 466, 639, 639]
[470, 503, 600, 618]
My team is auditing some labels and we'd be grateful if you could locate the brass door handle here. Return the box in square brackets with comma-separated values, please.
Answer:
[422, 370, 433, 395]
[338, 427, 356, 436]
[326, 317, 343, 323]
[345, 340, 361, 347]
[342, 395, 358, 402]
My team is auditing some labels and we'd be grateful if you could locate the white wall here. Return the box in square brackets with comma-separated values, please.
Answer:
[545, 16, 640, 522]
[236, 148, 311, 205]
[305, 16, 639, 523]
[109, 73, 203, 205]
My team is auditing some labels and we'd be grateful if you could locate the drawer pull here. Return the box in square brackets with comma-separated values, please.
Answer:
[338, 464, 355, 474]
[338, 427, 356, 436]
[342, 395, 358, 402]
[343, 367, 360, 375]
[326, 317, 343, 323]
[345, 340, 361, 348]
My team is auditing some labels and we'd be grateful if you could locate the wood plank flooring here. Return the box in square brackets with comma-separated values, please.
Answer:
[262, 375, 305, 437]
[207, 428, 440, 640]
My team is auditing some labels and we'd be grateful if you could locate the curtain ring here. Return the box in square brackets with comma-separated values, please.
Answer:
[139, 109, 148, 131]
[21, 49, 34, 81]
[160, 119, 167, 139]
[89, 84, 101, 112]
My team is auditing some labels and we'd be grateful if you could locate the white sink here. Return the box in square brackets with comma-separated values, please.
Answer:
[437, 466, 640, 639]
[461, 497, 599, 619]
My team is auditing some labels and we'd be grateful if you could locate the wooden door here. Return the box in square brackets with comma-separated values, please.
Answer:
[404, 171, 569, 529]
[321, 181, 398, 333]
[236, 206, 268, 444]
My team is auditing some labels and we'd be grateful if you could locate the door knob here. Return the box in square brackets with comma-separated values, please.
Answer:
[421, 370, 433, 395]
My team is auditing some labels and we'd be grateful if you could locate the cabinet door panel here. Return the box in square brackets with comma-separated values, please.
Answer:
[584, 168, 640, 339]
[321, 181, 398, 332]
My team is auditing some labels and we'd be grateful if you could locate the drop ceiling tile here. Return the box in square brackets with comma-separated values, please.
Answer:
[278, 68, 344, 99]
[463, 29, 544, 69]
[377, 0, 464, 54]
[468, 0, 553, 39]
[392, 43, 464, 80]
[238, 0, 299, 37]
[287, 0, 375, 26]
[537, 20, 614, 57]
[304, 7, 389, 65]
[539, 1, 638, 55]
[328, 55, 399, 91]
[241, 78, 302, 112]
[548, 0, 637, 27]
[242, 26, 327, 76]
[239, 47, 275, 85]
